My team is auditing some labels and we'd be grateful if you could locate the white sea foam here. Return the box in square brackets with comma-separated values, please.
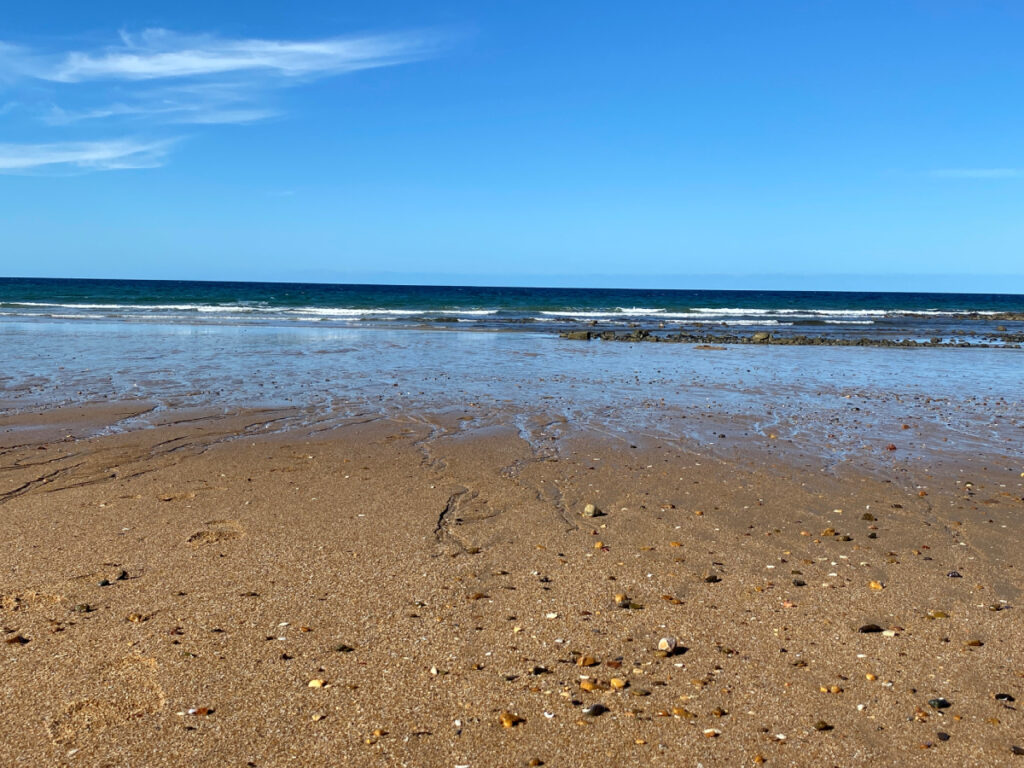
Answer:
[1, 302, 500, 318]
[538, 311, 626, 318]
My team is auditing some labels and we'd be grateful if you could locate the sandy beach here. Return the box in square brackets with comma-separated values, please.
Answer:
[2, 393, 1022, 767]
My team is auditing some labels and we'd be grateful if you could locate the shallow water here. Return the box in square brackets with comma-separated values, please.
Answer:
[2, 318, 1021, 477]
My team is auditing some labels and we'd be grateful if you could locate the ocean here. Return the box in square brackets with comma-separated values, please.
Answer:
[2, 276, 1022, 474]
[2, 277, 1023, 344]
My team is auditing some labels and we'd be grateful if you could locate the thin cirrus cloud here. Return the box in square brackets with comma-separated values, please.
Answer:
[0, 28, 444, 172]
[929, 168, 1022, 179]
[29, 28, 442, 82]
[0, 139, 174, 172]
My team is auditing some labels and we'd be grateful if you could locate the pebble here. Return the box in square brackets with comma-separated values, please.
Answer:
[858, 624, 883, 633]
[582, 704, 607, 717]
[98, 579, 110, 587]
[657, 636, 678, 653]
[610, 678, 628, 690]
[869, 581, 884, 590]
[308, 679, 326, 688]
[499, 711, 524, 728]
[702, 728, 721, 738]
[582, 503, 603, 518]
[1012, 746, 1024, 756]
[928, 698, 951, 709]
[576, 655, 598, 667]
[792, 579, 806, 587]
[937, 732, 950, 742]
[947, 571, 962, 578]
[813, 720, 833, 731]
[995, 693, 1016, 702]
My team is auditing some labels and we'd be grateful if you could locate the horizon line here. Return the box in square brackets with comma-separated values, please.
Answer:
[3, 273, 1024, 298]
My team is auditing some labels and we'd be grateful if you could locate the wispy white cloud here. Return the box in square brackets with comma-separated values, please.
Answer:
[930, 168, 1022, 179]
[0, 28, 446, 173]
[44, 101, 279, 126]
[21, 28, 440, 83]
[0, 138, 174, 172]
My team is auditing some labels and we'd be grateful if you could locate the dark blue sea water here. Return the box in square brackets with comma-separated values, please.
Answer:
[2, 277, 1023, 342]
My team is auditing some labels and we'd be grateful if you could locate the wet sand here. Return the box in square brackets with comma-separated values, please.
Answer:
[2, 401, 1022, 767]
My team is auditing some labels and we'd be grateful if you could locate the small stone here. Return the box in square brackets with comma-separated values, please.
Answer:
[869, 581, 884, 591]
[813, 721, 833, 731]
[792, 579, 806, 587]
[861, 513, 876, 521]
[580, 680, 599, 692]
[582, 503, 603, 518]
[964, 639, 984, 647]
[672, 706, 696, 718]
[499, 711, 524, 728]
[937, 732, 950, 741]
[866, 673, 877, 681]
[117, 569, 129, 581]
[610, 677, 628, 690]
[528, 760, 544, 767]
[702, 728, 721, 737]
[73, 603, 93, 613]
[995, 693, 1016, 702]
[657, 636, 677, 653]
[582, 704, 607, 717]
[858, 624, 884, 633]
[630, 688, 651, 697]
[947, 571, 962, 578]
[576, 655, 598, 667]
[1012, 745, 1024, 756]
[308, 679, 326, 688]
[927, 610, 949, 619]
[703, 572, 721, 583]
[928, 698, 951, 709]
[98, 579, 111, 587]
[334, 643, 355, 653]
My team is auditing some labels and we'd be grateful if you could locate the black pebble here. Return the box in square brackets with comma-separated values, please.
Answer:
[947, 571, 962, 578]
[858, 624, 883, 633]
[928, 698, 952, 709]
[937, 732, 950, 741]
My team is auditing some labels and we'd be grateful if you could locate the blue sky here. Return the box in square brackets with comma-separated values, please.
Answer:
[1, 1, 1022, 291]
